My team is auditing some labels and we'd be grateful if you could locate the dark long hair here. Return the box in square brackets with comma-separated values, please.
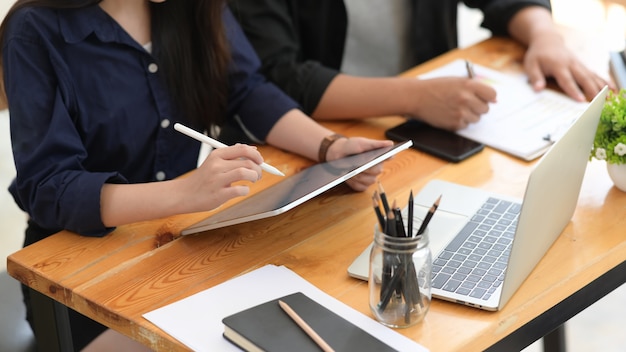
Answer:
[0, 0, 229, 131]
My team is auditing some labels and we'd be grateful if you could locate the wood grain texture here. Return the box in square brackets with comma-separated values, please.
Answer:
[7, 37, 625, 352]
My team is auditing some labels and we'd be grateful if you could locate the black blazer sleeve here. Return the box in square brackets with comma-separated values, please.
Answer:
[466, 0, 552, 36]
[229, 0, 344, 115]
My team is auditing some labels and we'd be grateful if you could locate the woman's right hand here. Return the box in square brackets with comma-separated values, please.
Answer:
[408, 77, 497, 131]
[181, 144, 264, 212]
[100, 144, 264, 227]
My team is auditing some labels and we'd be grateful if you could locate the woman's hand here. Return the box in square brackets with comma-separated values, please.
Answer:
[100, 144, 264, 227]
[408, 77, 497, 131]
[325, 137, 394, 192]
[182, 144, 264, 211]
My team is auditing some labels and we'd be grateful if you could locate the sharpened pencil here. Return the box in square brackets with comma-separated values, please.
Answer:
[386, 209, 397, 237]
[416, 194, 442, 236]
[372, 191, 386, 231]
[377, 181, 391, 215]
[278, 300, 335, 352]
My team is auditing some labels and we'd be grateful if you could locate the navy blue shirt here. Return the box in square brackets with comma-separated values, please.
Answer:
[3, 5, 298, 239]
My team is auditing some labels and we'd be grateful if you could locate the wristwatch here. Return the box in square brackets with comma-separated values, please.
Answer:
[318, 133, 345, 162]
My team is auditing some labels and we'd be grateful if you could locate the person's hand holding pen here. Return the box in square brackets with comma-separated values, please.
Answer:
[175, 123, 284, 176]
[171, 143, 267, 212]
[161, 123, 281, 213]
[100, 139, 267, 227]
[401, 60, 497, 131]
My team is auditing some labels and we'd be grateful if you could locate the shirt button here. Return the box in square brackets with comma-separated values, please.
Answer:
[161, 119, 170, 129]
[148, 63, 158, 73]
[156, 171, 166, 181]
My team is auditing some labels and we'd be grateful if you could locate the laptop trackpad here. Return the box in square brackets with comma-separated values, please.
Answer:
[347, 209, 467, 281]
[423, 210, 468, 257]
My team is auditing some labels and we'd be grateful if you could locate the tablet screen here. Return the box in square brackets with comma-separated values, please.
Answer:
[181, 140, 412, 235]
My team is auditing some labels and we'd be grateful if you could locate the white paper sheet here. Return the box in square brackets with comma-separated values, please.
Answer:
[143, 264, 429, 352]
[419, 59, 588, 160]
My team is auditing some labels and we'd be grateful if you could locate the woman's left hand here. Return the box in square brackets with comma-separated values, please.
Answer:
[325, 137, 394, 191]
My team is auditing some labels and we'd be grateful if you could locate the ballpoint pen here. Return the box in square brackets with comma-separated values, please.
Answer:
[174, 123, 285, 176]
[465, 59, 476, 79]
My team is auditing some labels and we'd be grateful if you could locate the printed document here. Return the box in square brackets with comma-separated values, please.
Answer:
[419, 59, 588, 160]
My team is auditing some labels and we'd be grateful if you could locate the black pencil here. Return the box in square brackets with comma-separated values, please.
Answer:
[378, 263, 406, 312]
[416, 194, 442, 236]
[408, 190, 414, 237]
[392, 200, 406, 238]
[385, 209, 397, 237]
[372, 191, 386, 232]
[377, 181, 390, 215]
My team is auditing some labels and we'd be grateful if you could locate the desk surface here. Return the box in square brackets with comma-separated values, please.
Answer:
[7, 37, 626, 352]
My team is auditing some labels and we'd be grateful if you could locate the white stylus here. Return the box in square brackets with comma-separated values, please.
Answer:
[174, 123, 285, 177]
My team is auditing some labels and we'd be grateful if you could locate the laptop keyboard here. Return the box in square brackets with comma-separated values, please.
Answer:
[431, 197, 521, 301]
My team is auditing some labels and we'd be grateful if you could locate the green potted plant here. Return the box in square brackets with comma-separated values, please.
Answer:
[590, 88, 626, 191]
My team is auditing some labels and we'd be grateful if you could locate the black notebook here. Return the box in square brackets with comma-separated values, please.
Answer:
[222, 292, 397, 352]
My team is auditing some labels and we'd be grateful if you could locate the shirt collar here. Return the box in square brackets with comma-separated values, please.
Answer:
[59, 5, 131, 45]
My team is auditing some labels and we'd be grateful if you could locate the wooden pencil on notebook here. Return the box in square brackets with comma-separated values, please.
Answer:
[279, 300, 335, 352]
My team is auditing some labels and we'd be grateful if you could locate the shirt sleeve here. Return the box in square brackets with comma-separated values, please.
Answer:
[223, 7, 300, 141]
[465, 0, 552, 36]
[4, 10, 125, 237]
[228, 0, 337, 115]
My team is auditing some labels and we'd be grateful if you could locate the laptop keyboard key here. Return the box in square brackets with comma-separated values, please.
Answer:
[470, 288, 487, 299]
[443, 279, 462, 292]
[432, 273, 450, 289]
[456, 288, 471, 295]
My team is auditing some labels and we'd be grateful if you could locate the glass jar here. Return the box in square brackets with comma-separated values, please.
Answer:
[368, 225, 432, 328]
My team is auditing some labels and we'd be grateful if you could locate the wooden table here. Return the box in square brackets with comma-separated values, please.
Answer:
[7, 37, 626, 352]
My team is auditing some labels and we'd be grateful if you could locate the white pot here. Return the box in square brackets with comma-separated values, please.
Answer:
[606, 163, 626, 192]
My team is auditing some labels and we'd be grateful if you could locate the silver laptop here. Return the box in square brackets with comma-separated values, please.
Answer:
[181, 140, 413, 235]
[348, 86, 608, 311]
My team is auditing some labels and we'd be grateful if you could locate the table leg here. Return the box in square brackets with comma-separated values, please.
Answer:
[29, 288, 74, 352]
[484, 261, 625, 351]
[542, 324, 566, 352]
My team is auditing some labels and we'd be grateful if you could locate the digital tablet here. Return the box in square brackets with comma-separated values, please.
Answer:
[181, 140, 413, 235]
